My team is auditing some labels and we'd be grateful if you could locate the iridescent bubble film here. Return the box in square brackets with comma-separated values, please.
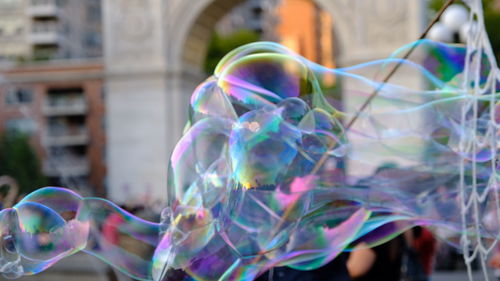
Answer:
[0, 39, 498, 281]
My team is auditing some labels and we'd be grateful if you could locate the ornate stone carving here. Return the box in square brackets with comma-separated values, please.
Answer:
[107, 0, 155, 62]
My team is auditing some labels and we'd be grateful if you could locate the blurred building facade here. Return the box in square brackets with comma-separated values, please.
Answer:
[0, 0, 102, 61]
[0, 60, 106, 196]
[276, 0, 335, 69]
[216, 0, 280, 40]
[215, 0, 335, 69]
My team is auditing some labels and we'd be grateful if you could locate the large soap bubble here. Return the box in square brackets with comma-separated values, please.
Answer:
[0, 39, 498, 281]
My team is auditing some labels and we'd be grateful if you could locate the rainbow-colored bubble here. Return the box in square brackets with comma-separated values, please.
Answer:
[0, 39, 498, 281]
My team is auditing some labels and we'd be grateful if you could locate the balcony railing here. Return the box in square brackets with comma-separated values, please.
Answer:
[43, 157, 90, 177]
[43, 98, 87, 116]
[28, 0, 60, 17]
[44, 127, 89, 146]
[29, 22, 63, 45]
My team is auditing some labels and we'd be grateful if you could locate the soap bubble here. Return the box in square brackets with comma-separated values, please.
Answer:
[1, 39, 498, 281]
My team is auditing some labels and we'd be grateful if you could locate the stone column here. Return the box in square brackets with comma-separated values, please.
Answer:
[104, 0, 171, 203]
[318, 0, 426, 177]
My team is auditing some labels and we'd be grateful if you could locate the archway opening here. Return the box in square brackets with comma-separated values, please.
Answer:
[182, 0, 338, 80]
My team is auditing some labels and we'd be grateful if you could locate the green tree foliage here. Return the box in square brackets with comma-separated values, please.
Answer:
[483, 3, 500, 63]
[429, 0, 500, 62]
[204, 29, 260, 75]
[428, 0, 455, 13]
[0, 133, 47, 194]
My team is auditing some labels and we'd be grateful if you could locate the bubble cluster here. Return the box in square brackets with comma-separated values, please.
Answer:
[0, 39, 498, 281]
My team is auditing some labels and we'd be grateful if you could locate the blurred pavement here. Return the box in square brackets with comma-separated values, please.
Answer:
[0, 260, 497, 281]
[0, 253, 110, 281]
[433, 270, 496, 281]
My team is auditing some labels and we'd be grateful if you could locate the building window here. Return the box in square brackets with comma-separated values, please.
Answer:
[63, 22, 70, 35]
[15, 26, 23, 35]
[101, 116, 106, 131]
[5, 87, 33, 105]
[55, 0, 67, 7]
[87, 4, 101, 21]
[100, 85, 105, 101]
[84, 32, 101, 48]
[102, 147, 106, 163]
[33, 47, 57, 60]
[252, 6, 263, 18]
[5, 118, 37, 135]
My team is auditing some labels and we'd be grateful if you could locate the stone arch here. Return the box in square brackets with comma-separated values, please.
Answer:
[166, 0, 246, 76]
[174, 0, 423, 76]
[180, 0, 247, 73]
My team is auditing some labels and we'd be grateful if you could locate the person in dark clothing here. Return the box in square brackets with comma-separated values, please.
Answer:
[347, 236, 405, 281]
[255, 253, 351, 281]
[345, 220, 410, 281]
[347, 225, 432, 281]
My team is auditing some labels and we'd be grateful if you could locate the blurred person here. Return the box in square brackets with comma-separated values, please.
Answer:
[103, 205, 131, 281]
[103, 206, 126, 247]
[485, 208, 500, 280]
[347, 230, 405, 281]
[411, 226, 437, 278]
[346, 224, 431, 281]
[346, 165, 412, 281]
[489, 247, 500, 281]
[104, 205, 153, 281]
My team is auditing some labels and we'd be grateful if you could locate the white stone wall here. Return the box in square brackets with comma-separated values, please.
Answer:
[106, 75, 169, 203]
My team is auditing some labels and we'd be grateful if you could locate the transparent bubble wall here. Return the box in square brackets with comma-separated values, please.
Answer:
[0, 1, 498, 281]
